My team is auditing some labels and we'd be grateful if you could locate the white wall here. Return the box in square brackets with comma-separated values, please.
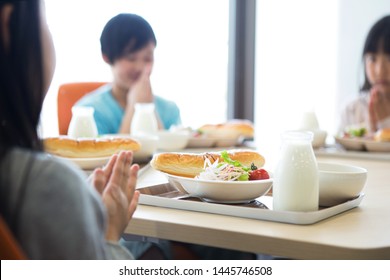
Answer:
[254, 0, 390, 169]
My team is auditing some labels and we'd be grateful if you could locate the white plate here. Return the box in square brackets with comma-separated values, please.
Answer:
[60, 156, 110, 170]
[186, 136, 240, 148]
[334, 136, 366, 151]
[363, 140, 390, 152]
[187, 137, 216, 148]
[214, 137, 240, 147]
[164, 173, 273, 204]
[334, 136, 390, 153]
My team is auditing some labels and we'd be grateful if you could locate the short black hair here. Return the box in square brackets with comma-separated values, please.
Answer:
[100, 13, 157, 64]
[361, 15, 390, 91]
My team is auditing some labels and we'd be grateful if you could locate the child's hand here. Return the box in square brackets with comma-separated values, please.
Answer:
[369, 86, 390, 131]
[127, 64, 154, 105]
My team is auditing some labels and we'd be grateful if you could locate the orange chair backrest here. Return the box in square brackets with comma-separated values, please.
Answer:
[0, 215, 26, 260]
[57, 82, 107, 135]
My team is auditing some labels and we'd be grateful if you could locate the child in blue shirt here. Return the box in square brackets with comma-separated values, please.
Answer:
[76, 13, 181, 135]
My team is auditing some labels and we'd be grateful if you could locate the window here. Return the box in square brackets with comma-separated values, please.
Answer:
[41, 0, 229, 136]
[254, 0, 338, 166]
[254, 0, 390, 168]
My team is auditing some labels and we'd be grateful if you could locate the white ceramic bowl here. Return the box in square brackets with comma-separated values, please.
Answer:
[318, 162, 367, 206]
[166, 173, 273, 204]
[132, 134, 159, 162]
[101, 133, 158, 163]
[157, 130, 190, 151]
[312, 129, 327, 148]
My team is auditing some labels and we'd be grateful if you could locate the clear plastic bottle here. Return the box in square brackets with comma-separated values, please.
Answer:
[131, 103, 158, 136]
[68, 106, 98, 138]
[273, 131, 319, 212]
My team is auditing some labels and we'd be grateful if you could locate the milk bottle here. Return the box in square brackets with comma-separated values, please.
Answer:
[273, 131, 319, 212]
[68, 106, 98, 138]
[131, 103, 158, 136]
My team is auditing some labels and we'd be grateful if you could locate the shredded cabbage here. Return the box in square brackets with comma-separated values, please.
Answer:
[196, 158, 249, 181]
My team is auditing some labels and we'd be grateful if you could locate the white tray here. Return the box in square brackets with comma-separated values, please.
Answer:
[138, 183, 364, 225]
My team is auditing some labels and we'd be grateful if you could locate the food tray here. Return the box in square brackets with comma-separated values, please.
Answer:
[138, 183, 364, 225]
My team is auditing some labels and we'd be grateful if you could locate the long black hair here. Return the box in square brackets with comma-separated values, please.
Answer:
[0, 0, 44, 159]
[361, 15, 390, 92]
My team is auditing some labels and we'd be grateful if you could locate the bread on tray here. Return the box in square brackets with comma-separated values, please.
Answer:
[198, 120, 254, 138]
[43, 136, 141, 158]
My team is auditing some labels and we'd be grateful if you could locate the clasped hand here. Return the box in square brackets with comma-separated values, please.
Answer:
[369, 87, 390, 131]
[88, 151, 140, 241]
[127, 64, 154, 105]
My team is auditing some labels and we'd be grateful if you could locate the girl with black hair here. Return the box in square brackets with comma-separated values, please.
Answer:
[0, 0, 139, 259]
[340, 15, 390, 134]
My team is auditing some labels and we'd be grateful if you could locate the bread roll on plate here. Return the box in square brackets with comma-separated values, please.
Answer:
[199, 120, 254, 139]
[374, 128, 390, 142]
[43, 136, 140, 158]
[151, 149, 265, 178]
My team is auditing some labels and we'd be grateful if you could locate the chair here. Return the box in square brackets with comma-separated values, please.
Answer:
[57, 82, 107, 135]
[0, 215, 26, 259]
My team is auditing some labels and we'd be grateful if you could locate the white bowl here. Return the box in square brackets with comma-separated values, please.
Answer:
[165, 173, 273, 204]
[312, 129, 327, 148]
[157, 130, 190, 151]
[101, 133, 158, 162]
[132, 134, 159, 162]
[318, 162, 367, 206]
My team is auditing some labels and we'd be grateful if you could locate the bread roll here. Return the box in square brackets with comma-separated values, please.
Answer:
[374, 128, 390, 142]
[151, 149, 265, 178]
[43, 136, 141, 158]
[199, 120, 254, 138]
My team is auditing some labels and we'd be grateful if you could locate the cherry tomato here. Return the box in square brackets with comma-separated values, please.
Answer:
[249, 168, 270, 180]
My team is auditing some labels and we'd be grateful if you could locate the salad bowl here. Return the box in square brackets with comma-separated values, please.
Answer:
[165, 173, 273, 204]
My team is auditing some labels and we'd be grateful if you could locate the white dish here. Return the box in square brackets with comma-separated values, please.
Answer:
[334, 136, 366, 151]
[214, 137, 240, 147]
[60, 156, 110, 170]
[186, 136, 240, 148]
[187, 137, 216, 148]
[334, 136, 390, 153]
[363, 140, 390, 152]
[164, 173, 273, 204]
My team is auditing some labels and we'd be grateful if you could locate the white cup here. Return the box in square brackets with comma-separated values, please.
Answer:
[68, 106, 98, 138]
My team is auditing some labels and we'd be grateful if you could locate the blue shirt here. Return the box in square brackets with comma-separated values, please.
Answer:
[75, 84, 181, 135]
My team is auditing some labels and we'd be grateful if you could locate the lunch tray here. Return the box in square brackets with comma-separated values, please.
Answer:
[138, 182, 364, 225]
